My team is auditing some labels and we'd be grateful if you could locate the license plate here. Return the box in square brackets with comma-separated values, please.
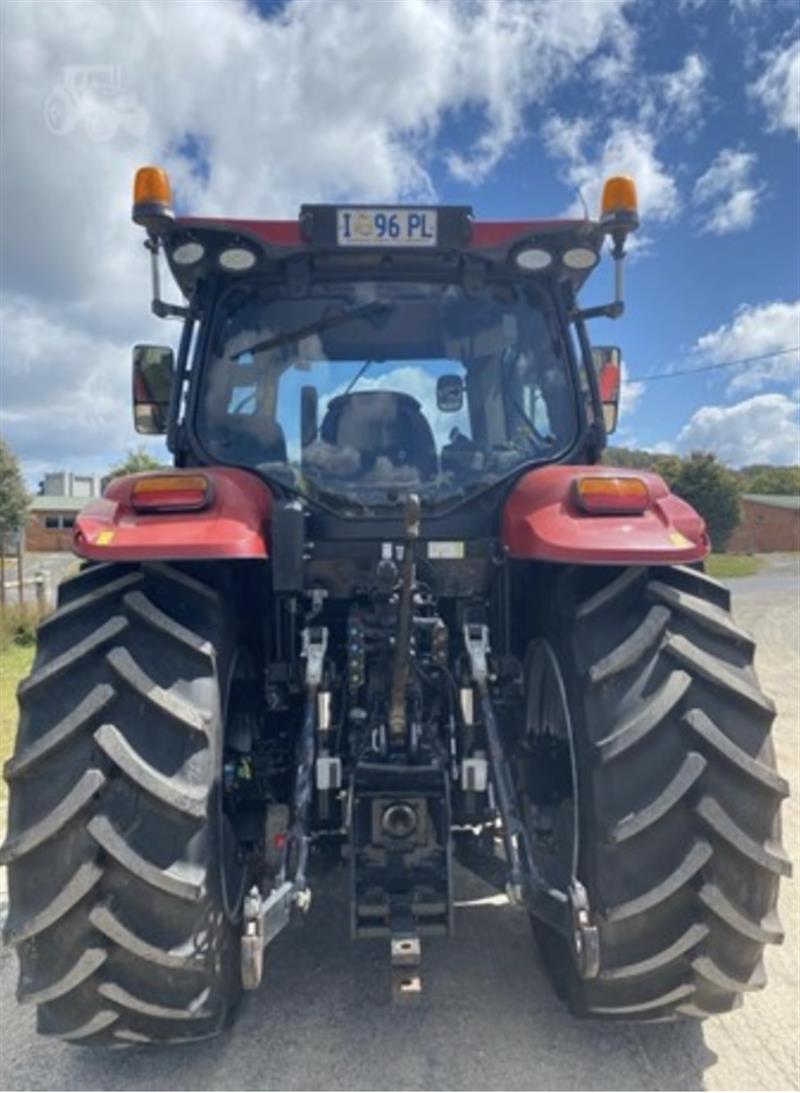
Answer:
[336, 207, 437, 247]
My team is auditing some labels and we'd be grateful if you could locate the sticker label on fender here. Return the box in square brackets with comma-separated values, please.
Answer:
[428, 541, 465, 559]
[669, 531, 691, 547]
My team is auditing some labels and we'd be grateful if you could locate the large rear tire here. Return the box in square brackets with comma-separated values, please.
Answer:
[1, 562, 246, 1046]
[520, 564, 790, 1020]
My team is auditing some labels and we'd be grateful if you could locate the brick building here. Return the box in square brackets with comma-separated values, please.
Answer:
[25, 471, 103, 552]
[727, 494, 800, 554]
[25, 496, 87, 552]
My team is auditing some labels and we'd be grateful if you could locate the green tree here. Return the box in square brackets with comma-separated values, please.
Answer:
[604, 446, 682, 486]
[671, 452, 741, 552]
[0, 438, 30, 548]
[604, 446, 647, 469]
[739, 465, 800, 496]
[107, 446, 167, 481]
[650, 454, 682, 488]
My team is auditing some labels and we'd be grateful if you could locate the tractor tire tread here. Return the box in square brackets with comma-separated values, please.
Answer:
[4, 685, 115, 780]
[18, 947, 108, 1006]
[2, 563, 241, 1046]
[0, 769, 105, 864]
[530, 563, 788, 1021]
[93, 724, 208, 818]
[607, 752, 706, 843]
[107, 646, 212, 734]
[89, 902, 200, 969]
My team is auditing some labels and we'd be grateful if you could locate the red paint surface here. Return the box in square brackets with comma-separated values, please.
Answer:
[175, 216, 586, 251]
[73, 467, 273, 562]
[469, 219, 582, 246]
[178, 217, 303, 248]
[502, 465, 710, 565]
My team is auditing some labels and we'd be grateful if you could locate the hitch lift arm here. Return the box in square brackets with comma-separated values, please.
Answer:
[241, 626, 329, 991]
[462, 623, 599, 979]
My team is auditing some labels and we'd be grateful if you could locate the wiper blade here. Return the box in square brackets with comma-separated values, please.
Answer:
[232, 300, 391, 360]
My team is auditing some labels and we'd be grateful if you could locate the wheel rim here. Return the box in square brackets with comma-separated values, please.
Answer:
[219, 647, 253, 923]
[220, 812, 246, 921]
[519, 639, 579, 893]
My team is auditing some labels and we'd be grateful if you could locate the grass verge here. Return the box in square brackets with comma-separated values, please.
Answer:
[1, 605, 44, 807]
[705, 553, 761, 579]
[1, 642, 34, 805]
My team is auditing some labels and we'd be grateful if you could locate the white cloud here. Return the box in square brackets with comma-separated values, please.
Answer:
[692, 148, 765, 234]
[619, 363, 645, 420]
[0, 0, 637, 475]
[749, 35, 800, 137]
[544, 119, 679, 225]
[541, 116, 592, 164]
[441, 0, 635, 183]
[544, 51, 712, 250]
[677, 393, 800, 465]
[0, 293, 167, 469]
[693, 300, 800, 392]
[644, 52, 710, 135]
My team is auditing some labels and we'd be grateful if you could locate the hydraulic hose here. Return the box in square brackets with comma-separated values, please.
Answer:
[289, 685, 317, 891]
[388, 494, 421, 743]
[289, 627, 327, 892]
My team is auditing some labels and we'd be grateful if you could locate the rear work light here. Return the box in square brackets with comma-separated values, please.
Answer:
[575, 475, 650, 515]
[131, 474, 211, 513]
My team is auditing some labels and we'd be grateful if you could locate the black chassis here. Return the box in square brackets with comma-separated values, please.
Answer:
[156, 235, 607, 995]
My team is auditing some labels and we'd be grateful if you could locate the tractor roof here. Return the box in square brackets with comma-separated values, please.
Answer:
[161, 207, 606, 299]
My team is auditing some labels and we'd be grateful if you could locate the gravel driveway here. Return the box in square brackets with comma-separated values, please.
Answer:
[1, 566, 797, 1092]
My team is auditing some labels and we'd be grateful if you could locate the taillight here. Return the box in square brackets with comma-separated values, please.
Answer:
[131, 474, 211, 513]
[574, 475, 650, 515]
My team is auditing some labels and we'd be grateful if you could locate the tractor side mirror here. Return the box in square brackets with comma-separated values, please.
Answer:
[591, 346, 621, 435]
[436, 374, 464, 413]
[132, 345, 174, 435]
[301, 385, 318, 447]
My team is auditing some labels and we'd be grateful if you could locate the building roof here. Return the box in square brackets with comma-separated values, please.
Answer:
[29, 496, 88, 513]
[742, 494, 800, 511]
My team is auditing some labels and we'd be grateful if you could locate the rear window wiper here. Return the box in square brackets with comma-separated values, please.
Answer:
[232, 300, 391, 360]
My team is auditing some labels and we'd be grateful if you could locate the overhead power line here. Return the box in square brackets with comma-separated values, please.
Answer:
[632, 345, 800, 383]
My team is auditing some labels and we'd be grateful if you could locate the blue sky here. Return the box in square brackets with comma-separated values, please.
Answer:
[1, 0, 798, 483]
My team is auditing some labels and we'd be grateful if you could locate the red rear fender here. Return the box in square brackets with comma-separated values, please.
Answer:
[502, 466, 710, 566]
[73, 467, 273, 562]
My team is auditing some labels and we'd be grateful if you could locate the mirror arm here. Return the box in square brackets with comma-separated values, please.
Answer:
[145, 237, 190, 320]
[574, 233, 628, 322]
[575, 301, 624, 321]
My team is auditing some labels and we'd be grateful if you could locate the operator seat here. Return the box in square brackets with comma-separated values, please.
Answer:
[214, 416, 288, 466]
[320, 391, 437, 478]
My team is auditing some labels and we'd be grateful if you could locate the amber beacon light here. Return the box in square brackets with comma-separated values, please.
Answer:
[600, 176, 639, 236]
[132, 166, 174, 229]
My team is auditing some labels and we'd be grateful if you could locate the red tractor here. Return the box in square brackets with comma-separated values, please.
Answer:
[2, 169, 790, 1046]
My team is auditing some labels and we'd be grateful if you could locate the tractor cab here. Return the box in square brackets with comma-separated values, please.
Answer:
[192, 274, 579, 514]
[130, 176, 634, 520]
